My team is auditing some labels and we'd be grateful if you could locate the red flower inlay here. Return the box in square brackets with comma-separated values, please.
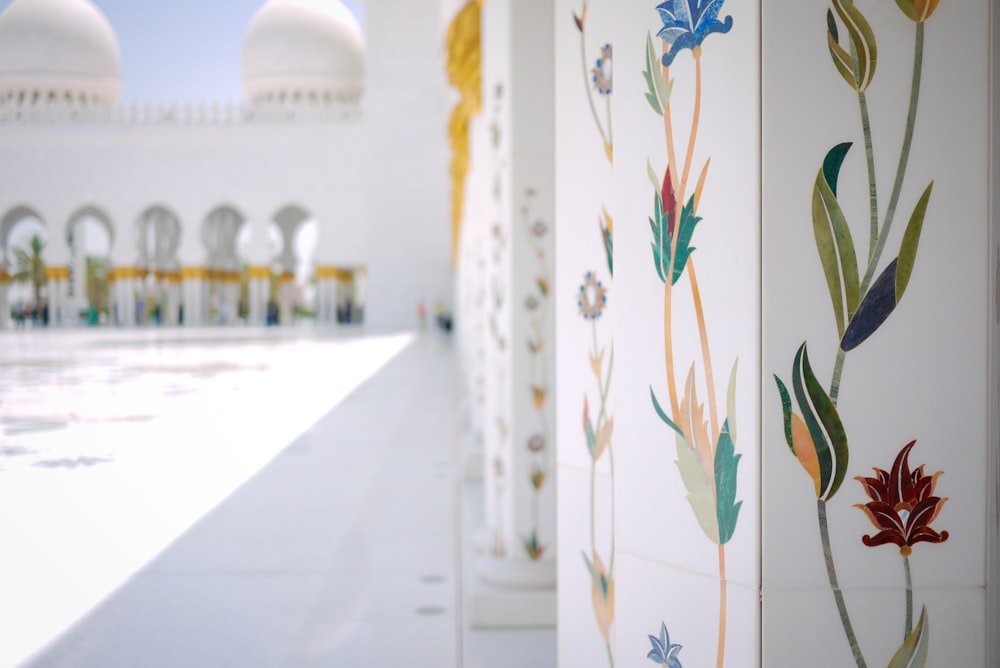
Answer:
[854, 440, 948, 556]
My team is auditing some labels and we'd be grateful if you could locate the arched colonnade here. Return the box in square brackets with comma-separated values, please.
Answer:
[0, 202, 365, 329]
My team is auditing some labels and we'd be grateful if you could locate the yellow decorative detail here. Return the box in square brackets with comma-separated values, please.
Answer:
[315, 266, 354, 281]
[0, 270, 10, 284]
[204, 269, 240, 283]
[445, 0, 482, 267]
[108, 266, 136, 282]
[180, 266, 208, 280]
[247, 266, 271, 280]
[279, 271, 295, 282]
[45, 266, 70, 281]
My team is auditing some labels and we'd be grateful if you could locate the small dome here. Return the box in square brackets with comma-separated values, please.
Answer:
[0, 0, 121, 103]
[241, 0, 365, 103]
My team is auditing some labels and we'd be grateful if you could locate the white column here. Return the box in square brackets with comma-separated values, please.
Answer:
[279, 270, 295, 326]
[244, 217, 272, 327]
[247, 268, 268, 326]
[352, 268, 366, 323]
[107, 274, 117, 327]
[0, 271, 11, 329]
[315, 268, 338, 325]
[108, 207, 140, 327]
[180, 268, 204, 326]
[225, 277, 241, 325]
[163, 275, 181, 326]
[314, 276, 327, 324]
[71, 222, 87, 318]
[43, 218, 71, 326]
[115, 273, 136, 326]
[456, 105, 491, 481]
[469, 0, 556, 628]
[45, 267, 70, 327]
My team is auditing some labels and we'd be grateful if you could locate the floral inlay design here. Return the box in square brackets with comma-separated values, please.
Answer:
[856, 441, 947, 640]
[770, 2, 946, 666]
[572, 3, 615, 664]
[655, 0, 733, 67]
[591, 44, 613, 95]
[522, 188, 552, 561]
[646, 622, 683, 668]
[579, 268, 615, 663]
[855, 440, 949, 555]
[644, 2, 741, 665]
[578, 272, 608, 320]
[574, 2, 613, 162]
[487, 84, 509, 558]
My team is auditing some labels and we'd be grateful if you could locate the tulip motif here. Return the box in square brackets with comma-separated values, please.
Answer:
[855, 440, 948, 556]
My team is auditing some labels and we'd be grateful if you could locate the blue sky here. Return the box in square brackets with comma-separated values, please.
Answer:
[0, 0, 366, 103]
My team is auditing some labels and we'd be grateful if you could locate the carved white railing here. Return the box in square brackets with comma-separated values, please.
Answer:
[0, 98, 363, 125]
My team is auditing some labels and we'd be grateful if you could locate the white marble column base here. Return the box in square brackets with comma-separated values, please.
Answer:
[466, 554, 556, 628]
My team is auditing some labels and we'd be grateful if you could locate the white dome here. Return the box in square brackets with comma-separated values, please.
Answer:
[0, 0, 121, 103]
[241, 0, 365, 103]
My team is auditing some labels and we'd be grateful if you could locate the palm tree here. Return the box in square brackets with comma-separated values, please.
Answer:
[12, 234, 46, 310]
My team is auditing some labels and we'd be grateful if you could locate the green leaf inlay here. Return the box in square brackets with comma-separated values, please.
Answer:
[650, 386, 684, 437]
[895, 181, 933, 303]
[888, 606, 930, 668]
[715, 419, 742, 545]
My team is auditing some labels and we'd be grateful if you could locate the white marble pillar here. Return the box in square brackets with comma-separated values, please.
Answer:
[456, 105, 491, 481]
[180, 268, 205, 326]
[43, 217, 71, 326]
[352, 268, 366, 324]
[225, 275, 242, 325]
[45, 267, 69, 326]
[315, 276, 329, 324]
[71, 221, 87, 317]
[106, 273, 116, 327]
[0, 270, 10, 329]
[315, 267, 339, 325]
[244, 218, 272, 327]
[108, 208, 140, 328]
[112, 270, 138, 326]
[163, 274, 181, 326]
[278, 270, 295, 326]
[246, 267, 269, 326]
[470, 0, 556, 628]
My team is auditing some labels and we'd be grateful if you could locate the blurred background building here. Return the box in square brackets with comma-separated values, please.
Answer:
[0, 0, 457, 331]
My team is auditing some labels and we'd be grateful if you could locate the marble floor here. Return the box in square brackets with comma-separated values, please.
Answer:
[0, 326, 555, 667]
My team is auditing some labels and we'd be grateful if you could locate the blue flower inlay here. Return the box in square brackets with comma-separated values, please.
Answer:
[646, 621, 683, 667]
[655, 0, 733, 67]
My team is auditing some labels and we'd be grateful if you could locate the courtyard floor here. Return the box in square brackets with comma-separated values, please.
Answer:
[0, 325, 555, 667]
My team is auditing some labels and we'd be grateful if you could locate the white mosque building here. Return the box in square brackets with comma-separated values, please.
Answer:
[0, 0, 455, 331]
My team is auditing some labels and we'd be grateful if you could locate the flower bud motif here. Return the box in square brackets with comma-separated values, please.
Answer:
[894, 0, 940, 23]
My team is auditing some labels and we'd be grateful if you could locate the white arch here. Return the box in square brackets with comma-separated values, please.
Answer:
[202, 205, 247, 271]
[135, 204, 181, 271]
[66, 204, 114, 254]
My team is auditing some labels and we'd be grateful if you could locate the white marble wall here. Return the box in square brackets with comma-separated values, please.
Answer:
[554, 0, 616, 663]
[763, 1, 991, 666]
[613, 3, 760, 666]
[480, 0, 514, 562]
[364, 0, 454, 330]
[476, 0, 557, 576]
[555, 1, 760, 665]
[551, 2, 998, 667]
